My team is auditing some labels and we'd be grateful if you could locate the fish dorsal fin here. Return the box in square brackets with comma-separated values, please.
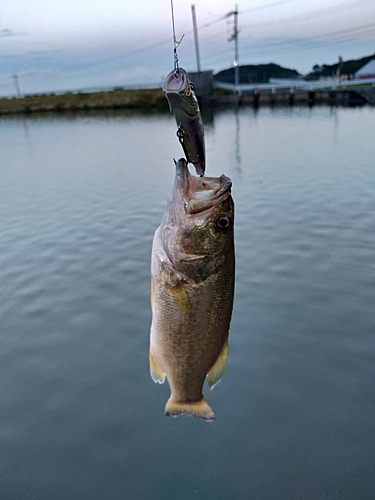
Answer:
[165, 396, 215, 421]
[149, 349, 166, 384]
[207, 341, 228, 390]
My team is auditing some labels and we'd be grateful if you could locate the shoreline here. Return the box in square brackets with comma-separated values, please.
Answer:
[1, 86, 374, 116]
[0, 88, 169, 115]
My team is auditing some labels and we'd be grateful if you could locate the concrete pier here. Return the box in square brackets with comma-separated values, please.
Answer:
[200, 88, 372, 107]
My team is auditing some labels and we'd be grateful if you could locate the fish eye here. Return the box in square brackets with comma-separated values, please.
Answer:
[215, 213, 233, 231]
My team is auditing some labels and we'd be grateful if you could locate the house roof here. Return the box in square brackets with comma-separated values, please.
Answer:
[355, 59, 375, 77]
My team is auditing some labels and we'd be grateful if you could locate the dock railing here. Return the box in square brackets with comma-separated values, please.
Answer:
[214, 77, 375, 94]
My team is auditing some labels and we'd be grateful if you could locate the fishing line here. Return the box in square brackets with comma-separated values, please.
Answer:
[170, 0, 184, 70]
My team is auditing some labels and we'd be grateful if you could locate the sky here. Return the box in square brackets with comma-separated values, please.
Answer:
[1, 0, 375, 96]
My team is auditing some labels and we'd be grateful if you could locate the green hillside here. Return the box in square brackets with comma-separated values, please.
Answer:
[215, 63, 301, 84]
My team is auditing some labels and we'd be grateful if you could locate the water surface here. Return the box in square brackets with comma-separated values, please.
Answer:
[1, 106, 375, 499]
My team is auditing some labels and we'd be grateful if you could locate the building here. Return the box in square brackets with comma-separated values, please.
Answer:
[355, 59, 375, 79]
[188, 71, 214, 97]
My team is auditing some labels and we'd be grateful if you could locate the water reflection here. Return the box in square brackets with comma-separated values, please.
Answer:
[234, 107, 241, 175]
[149, 159, 235, 420]
[200, 106, 215, 128]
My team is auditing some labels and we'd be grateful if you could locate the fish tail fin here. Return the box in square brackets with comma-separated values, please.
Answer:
[164, 396, 215, 421]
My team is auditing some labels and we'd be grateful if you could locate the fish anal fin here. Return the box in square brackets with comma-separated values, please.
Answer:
[149, 349, 166, 384]
[207, 341, 228, 390]
[165, 397, 215, 421]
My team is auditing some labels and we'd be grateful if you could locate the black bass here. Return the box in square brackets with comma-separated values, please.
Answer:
[149, 158, 235, 420]
[163, 68, 206, 177]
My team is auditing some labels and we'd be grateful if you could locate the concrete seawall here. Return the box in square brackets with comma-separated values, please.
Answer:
[201, 88, 375, 107]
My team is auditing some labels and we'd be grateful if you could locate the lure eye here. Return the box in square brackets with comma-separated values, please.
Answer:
[215, 213, 233, 231]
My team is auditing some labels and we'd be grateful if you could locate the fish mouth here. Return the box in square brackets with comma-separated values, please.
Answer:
[174, 158, 232, 215]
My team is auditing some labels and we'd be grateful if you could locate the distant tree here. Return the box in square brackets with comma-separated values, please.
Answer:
[312, 65, 320, 72]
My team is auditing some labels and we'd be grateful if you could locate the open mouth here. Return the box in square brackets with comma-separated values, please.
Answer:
[174, 158, 231, 215]
[187, 172, 232, 215]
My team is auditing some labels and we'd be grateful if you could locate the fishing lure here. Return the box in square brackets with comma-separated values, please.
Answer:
[163, 0, 206, 176]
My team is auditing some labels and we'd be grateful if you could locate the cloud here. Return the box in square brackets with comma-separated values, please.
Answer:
[0, 29, 15, 37]
[17, 68, 59, 79]
[27, 50, 62, 60]
[118, 66, 151, 78]
[0, 28, 27, 37]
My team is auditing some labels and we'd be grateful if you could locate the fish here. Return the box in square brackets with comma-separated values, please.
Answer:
[163, 67, 206, 177]
[149, 158, 235, 420]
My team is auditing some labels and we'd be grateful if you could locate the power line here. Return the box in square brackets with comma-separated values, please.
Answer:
[238, 26, 375, 61]
[239, 0, 373, 30]
[241, 0, 300, 13]
[240, 22, 375, 53]
[197, 18, 375, 69]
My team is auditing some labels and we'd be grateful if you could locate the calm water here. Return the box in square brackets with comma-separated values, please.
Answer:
[1, 105, 375, 499]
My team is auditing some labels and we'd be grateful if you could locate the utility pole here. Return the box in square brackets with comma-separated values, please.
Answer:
[336, 56, 343, 79]
[13, 71, 21, 97]
[191, 5, 201, 73]
[227, 5, 239, 91]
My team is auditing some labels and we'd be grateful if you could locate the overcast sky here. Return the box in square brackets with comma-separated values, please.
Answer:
[1, 0, 374, 96]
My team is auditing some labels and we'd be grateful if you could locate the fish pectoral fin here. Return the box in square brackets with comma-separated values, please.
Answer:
[207, 341, 229, 390]
[166, 283, 192, 315]
[149, 349, 166, 384]
[165, 397, 215, 421]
